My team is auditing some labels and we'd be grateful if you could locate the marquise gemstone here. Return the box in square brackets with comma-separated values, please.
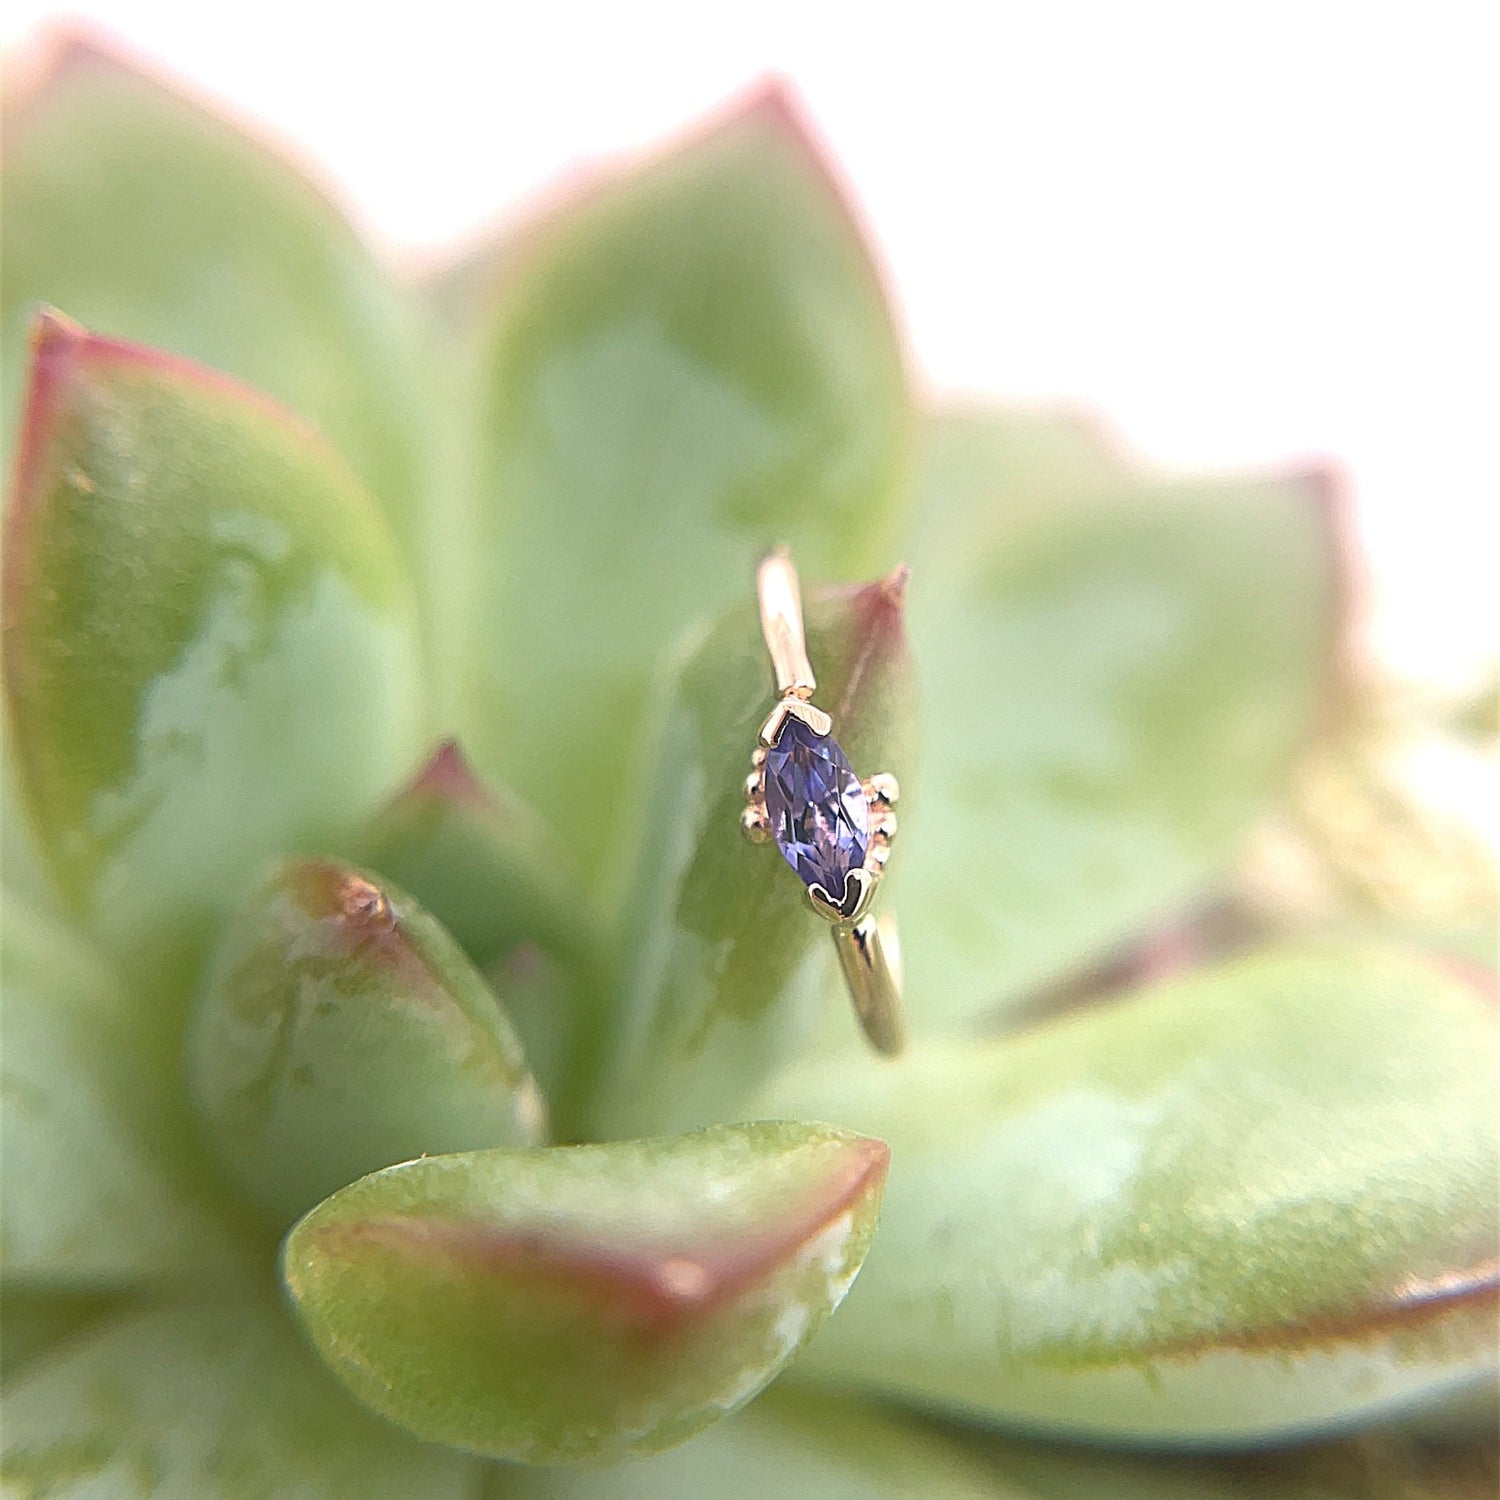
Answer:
[762, 716, 870, 901]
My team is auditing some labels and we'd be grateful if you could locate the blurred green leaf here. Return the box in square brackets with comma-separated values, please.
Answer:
[914, 407, 1129, 550]
[493, 1387, 1500, 1499]
[0, 1293, 480, 1498]
[965, 1427, 1500, 1500]
[283, 1121, 888, 1463]
[358, 740, 587, 972]
[591, 575, 915, 1139]
[356, 740, 607, 1129]
[0, 896, 241, 1286]
[759, 945, 1499, 1442]
[3, 316, 423, 974]
[188, 858, 545, 1229]
[0, 1291, 120, 1382]
[0, 39, 431, 560]
[496, 1385, 1029, 1499]
[0, 746, 57, 910]
[903, 416, 1341, 1024]
[447, 84, 912, 876]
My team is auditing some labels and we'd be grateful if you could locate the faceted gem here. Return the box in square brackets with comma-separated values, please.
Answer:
[762, 715, 870, 902]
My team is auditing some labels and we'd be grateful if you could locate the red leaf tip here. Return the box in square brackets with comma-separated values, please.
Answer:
[878, 562, 911, 609]
[734, 73, 810, 138]
[849, 564, 912, 641]
[30, 307, 87, 362]
[393, 738, 498, 815]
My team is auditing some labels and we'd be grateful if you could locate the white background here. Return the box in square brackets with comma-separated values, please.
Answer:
[3, 1, 1496, 686]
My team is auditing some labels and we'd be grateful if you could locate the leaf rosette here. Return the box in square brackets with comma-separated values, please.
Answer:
[0, 34, 1492, 1500]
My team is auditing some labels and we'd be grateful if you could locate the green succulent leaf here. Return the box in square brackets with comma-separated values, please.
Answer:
[2, 315, 423, 974]
[901, 415, 1343, 1024]
[1, 744, 57, 910]
[188, 858, 546, 1229]
[914, 407, 1130, 549]
[0, 38, 430, 554]
[448, 84, 912, 876]
[0, 896, 241, 1286]
[497, 1385, 1026, 1499]
[758, 945, 1499, 1443]
[282, 1120, 888, 1464]
[0, 1291, 119, 1382]
[0, 1293, 480, 1498]
[967, 1428, 1500, 1500]
[358, 740, 587, 972]
[592, 574, 915, 1139]
[356, 740, 607, 1126]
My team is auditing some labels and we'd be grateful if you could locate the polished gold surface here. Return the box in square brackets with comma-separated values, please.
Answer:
[759, 695, 834, 747]
[806, 865, 877, 925]
[834, 914, 905, 1055]
[756, 547, 817, 699]
[747, 547, 906, 1055]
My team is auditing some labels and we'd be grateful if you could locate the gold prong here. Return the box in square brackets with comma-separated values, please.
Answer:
[743, 770, 763, 801]
[759, 696, 834, 747]
[805, 866, 877, 926]
[867, 772, 900, 807]
[741, 805, 771, 844]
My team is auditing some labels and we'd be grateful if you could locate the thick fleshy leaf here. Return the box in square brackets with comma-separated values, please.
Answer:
[282, 1121, 888, 1463]
[902, 409, 1342, 1025]
[968, 1429, 1500, 1500]
[591, 575, 915, 1139]
[188, 858, 546, 1228]
[757, 945, 1499, 1443]
[0, 742, 57, 910]
[0, 1294, 479, 1498]
[0, 896, 242, 1286]
[2, 316, 422, 972]
[494, 1394, 1500, 1500]
[359, 741, 586, 971]
[496, 1386, 1025, 1499]
[356, 741, 607, 1128]
[914, 407, 1129, 549]
[1, 37, 430, 554]
[449, 83, 912, 875]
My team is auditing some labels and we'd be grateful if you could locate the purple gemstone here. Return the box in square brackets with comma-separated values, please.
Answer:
[762, 716, 870, 901]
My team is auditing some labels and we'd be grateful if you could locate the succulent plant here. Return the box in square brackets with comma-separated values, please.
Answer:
[1, 35, 1495, 1500]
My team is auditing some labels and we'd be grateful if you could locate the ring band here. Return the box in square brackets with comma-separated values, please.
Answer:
[741, 549, 905, 1055]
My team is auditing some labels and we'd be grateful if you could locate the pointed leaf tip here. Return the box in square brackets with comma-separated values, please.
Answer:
[282, 1121, 888, 1463]
[447, 73, 912, 877]
[3, 321, 422, 969]
[594, 576, 917, 1138]
[879, 561, 911, 607]
[400, 737, 496, 811]
[1, 55, 432, 606]
[189, 860, 544, 1229]
[353, 743, 603, 1109]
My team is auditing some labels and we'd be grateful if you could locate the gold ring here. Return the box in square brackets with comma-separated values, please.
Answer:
[740, 548, 905, 1055]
